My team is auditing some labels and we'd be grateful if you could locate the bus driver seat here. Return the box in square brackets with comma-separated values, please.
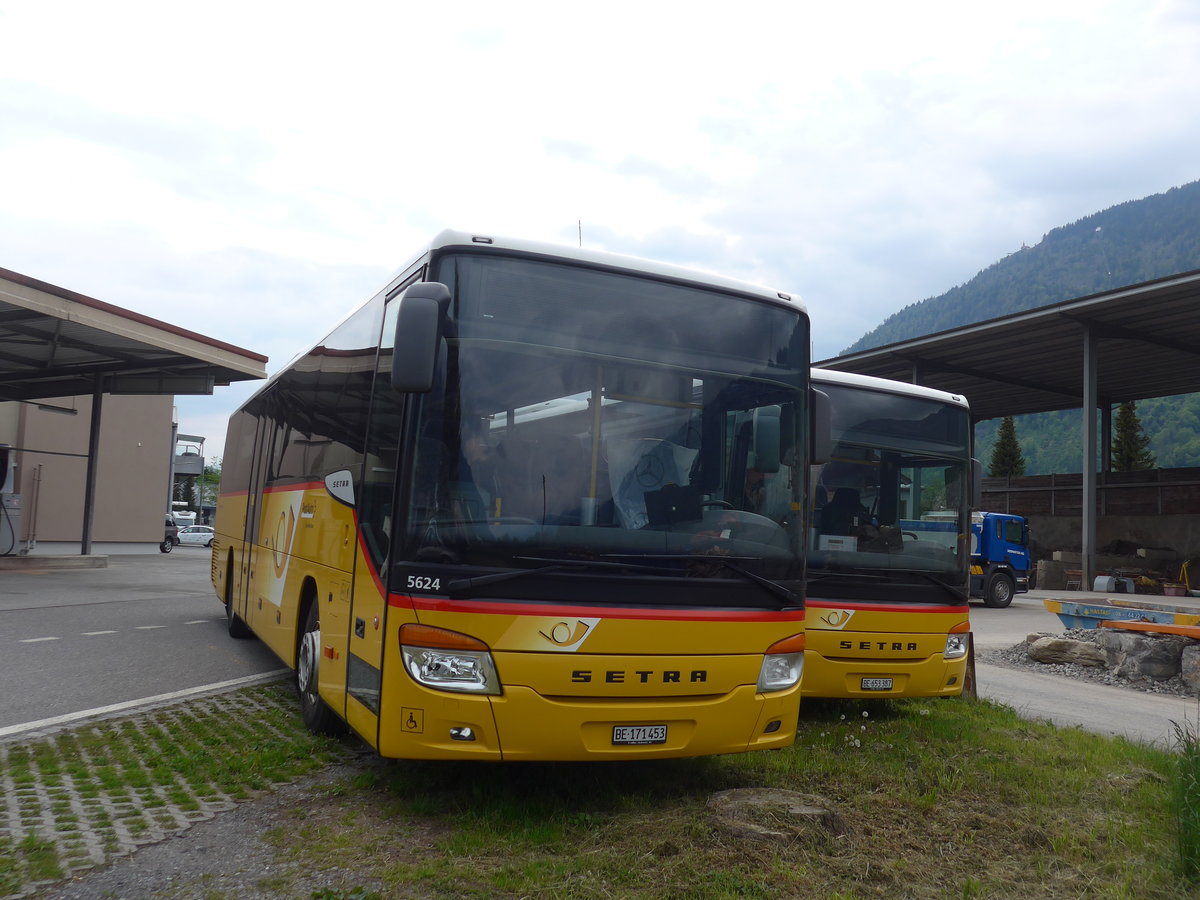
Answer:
[819, 487, 869, 537]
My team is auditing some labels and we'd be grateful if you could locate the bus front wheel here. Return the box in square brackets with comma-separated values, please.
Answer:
[297, 602, 345, 736]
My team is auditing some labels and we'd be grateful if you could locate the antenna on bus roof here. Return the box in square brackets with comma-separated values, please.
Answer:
[578, 220, 582, 247]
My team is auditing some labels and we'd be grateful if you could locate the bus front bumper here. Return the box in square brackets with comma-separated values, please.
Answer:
[376, 681, 801, 761]
[801, 648, 968, 699]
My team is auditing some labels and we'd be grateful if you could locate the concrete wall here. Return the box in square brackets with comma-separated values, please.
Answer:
[8, 395, 174, 551]
[983, 468, 1200, 589]
[1024, 514, 1200, 561]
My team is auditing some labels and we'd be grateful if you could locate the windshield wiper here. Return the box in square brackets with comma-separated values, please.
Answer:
[808, 568, 965, 602]
[445, 556, 798, 607]
[445, 565, 567, 596]
[445, 557, 672, 597]
[689, 557, 798, 609]
[602, 552, 799, 608]
[889, 569, 969, 603]
[806, 570, 888, 583]
[519, 556, 677, 575]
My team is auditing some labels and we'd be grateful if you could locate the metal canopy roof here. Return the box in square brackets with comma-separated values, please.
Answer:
[815, 268, 1200, 422]
[0, 266, 267, 402]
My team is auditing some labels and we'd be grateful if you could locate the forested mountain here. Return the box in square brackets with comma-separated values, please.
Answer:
[840, 180, 1200, 474]
[844, 180, 1200, 355]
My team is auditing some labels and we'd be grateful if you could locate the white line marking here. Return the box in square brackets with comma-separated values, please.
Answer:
[0, 670, 292, 739]
[82, 630, 118, 636]
[184, 620, 209, 625]
[19, 636, 60, 643]
[135, 625, 167, 630]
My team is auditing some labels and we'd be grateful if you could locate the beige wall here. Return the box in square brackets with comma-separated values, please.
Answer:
[7, 395, 174, 547]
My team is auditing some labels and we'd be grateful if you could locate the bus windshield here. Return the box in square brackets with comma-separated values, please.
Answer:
[808, 382, 971, 604]
[394, 253, 810, 608]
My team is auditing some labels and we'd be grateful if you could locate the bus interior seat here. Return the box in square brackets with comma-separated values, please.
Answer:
[820, 487, 867, 536]
[607, 438, 699, 530]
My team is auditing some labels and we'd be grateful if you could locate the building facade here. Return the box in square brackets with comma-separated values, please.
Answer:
[1, 394, 176, 555]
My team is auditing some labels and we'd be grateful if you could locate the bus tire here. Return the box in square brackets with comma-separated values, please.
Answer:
[298, 601, 345, 736]
[224, 560, 253, 639]
[983, 572, 1015, 609]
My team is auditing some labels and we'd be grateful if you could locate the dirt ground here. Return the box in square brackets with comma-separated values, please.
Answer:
[37, 761, 387, 900]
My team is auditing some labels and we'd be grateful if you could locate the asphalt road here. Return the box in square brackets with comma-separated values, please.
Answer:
[1, 554, 1196, 747]
[972, 587, 1200, 747]
[0, 551, 283, 734]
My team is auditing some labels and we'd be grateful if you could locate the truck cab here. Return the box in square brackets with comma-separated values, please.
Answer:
[970, 511, 1031, 608]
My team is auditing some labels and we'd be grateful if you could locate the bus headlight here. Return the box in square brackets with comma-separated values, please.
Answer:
[944, 633, 969, 660]
[400, 624, 501, 695]
[758, 633, 806, 692]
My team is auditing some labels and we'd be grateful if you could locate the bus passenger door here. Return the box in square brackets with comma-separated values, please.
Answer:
[236, 413, 273, 632]
[345, 283, 414, 743]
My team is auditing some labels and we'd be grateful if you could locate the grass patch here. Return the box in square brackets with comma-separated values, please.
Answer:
[1173, 716, 1200, 883]
[2, 686, 1196, 899]
[0, 681, 341, 895]
[270, 697, 1190, 899]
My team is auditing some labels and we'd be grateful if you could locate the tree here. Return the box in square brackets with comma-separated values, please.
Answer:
[1112, 401, 1156, 471]
[196, 459, 222, 512]
[988, 415, 1026, 477]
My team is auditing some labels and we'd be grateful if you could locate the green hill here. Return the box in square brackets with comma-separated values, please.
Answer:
[840, 180, 1200, 474]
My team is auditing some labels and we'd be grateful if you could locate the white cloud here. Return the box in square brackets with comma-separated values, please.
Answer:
[1, 0, 1198, 444]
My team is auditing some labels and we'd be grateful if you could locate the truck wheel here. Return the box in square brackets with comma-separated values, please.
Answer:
[983, 573, 1015, 608]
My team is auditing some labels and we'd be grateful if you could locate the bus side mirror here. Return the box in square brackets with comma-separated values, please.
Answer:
[751, 406, 781, 473]
[970, 458, 983, 509]
[391, 282, 452, 393]
[810, 388, 832, 465]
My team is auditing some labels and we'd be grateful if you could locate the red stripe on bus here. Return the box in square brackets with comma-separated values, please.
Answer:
[262, 481, 325, 493]
[807, 600, 969, 615]
[391, 593, 805, 622]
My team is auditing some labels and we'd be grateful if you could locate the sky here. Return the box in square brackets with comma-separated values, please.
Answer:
[3, 0, 1200, 461]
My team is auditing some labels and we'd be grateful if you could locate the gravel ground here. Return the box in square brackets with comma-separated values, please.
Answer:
[978, 628, 1196, 698]
[29, 757, 392, 900]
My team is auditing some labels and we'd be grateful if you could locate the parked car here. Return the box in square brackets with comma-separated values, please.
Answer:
[176, 525, 215, 547]
[160, 516, 180, 553]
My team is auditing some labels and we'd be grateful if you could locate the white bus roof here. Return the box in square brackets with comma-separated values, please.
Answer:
[428, 230, 805, 314]
[811, 367, 970, 411]
[270, 230, 806, 389]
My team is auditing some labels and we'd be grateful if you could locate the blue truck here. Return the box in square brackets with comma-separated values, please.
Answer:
[970, 511, 1032, 607]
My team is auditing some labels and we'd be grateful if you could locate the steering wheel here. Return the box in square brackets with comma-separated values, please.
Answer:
[701, 500, 733, 509]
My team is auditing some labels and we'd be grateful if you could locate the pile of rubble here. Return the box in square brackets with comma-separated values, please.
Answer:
[981, 628, 1199, 697]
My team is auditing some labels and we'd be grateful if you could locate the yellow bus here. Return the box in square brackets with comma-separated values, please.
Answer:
[801, 369, 976, 699]
[212, 230, 816, 760]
